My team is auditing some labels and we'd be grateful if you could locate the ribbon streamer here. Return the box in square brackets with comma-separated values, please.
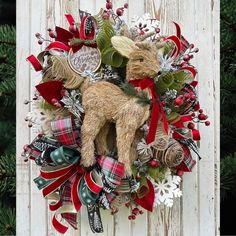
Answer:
[129, 77, 168, 144]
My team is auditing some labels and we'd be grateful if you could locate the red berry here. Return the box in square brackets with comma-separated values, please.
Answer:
[184, 93, 191, 99]
[125, 202, 130, 208]
[199, 109, 203, 113]
[35, 32, 41, 38]
[149, 159, 158, 168]
[198, 114, 206, 120]
[38, 39, 43, 45]
[49, 30, 56, 38]
[177, 170, 184, 176]
[174, 97, 184, 106]
[103, 12, 110, 19]
[136, 174, 141, 181]
[189, 44, 194, 49]
[155, 27, 160, 33]
[190, 54, 194, 59]
[205, 121, 210, 126]
[139, 210, 144, 215]
[191, 112, 196, 117]
[128, 215, 133, 220]
[190, 95, 196, 101]
[183, 55, 190, 62]
[139, 30, 145, 36]
[124, 3, 129, 8]
[132, 208, 140, 215]
[116, 8, 124, 16]
[106, 2, 113, 9]
[161, 101, 167, 106]
[131, 215, 136, 220]
[188, 122, 195, 129]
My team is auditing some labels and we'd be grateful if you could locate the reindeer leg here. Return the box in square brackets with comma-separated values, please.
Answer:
[116, 120, 137, 177]
[81, 112, 106, 167]
[95, 122, 111, 156]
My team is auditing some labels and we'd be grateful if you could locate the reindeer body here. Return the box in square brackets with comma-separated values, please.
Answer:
[80, 36, 162, 175]
[80, 81, 150, 174]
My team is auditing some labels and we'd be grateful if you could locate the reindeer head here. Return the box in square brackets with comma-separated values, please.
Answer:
[111, 36, 163, 80]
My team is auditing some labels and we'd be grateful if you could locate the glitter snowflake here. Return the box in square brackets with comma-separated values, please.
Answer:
[152, 170, 182, 207]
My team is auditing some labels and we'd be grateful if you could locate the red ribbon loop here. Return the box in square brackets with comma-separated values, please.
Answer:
[26, 55, 43, 71]
[129, 77, 168, 144]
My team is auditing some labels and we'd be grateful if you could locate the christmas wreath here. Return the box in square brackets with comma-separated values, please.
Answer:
[22, 1, 210, 234]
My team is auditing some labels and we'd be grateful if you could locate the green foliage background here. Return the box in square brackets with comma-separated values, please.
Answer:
[0, 25, 16, 235]
[220, 0, 236, 200]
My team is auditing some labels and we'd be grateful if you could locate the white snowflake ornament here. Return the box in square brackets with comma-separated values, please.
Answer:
[153, 169, 182, 207]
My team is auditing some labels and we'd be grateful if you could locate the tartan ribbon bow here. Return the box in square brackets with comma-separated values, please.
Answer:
[34, 146, 104, 234]
[129, 77, 168, 144]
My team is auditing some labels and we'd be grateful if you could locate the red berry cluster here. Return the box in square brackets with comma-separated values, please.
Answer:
[125, 203, 143, 220]
[174, 92, 196, 107]
[191, 109, 210, 127]
[35, 30, 54, 45]
[180, 44, 199, 67]
[103, 0, 128, 19]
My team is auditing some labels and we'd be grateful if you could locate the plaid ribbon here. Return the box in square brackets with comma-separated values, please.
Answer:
[176, 144, 196, 172]
[51, 117, 79, 148]
[21, 135, 60, 161]
[60, 181, 78, 230]
[97, 156, 125, 186]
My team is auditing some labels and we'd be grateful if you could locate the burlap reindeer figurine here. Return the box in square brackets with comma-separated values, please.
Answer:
[80, 36, 163, 176]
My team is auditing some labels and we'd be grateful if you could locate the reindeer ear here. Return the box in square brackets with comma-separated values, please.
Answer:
[111, 36, 138, 58]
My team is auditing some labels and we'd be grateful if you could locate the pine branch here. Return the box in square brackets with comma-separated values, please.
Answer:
[221, 152, 236, 201]
[0, 155, 16, 198]
[0, 204, 16, 236]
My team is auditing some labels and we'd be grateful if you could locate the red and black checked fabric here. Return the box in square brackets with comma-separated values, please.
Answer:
[60, 180, 78, 230]
[176, 144, 196, 172]
[97, 156, 125, 186]
[51, 117, 79, 148]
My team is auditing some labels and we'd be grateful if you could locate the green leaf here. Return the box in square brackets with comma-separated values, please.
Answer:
[121, 82, 137, 97]
[156, 70, 193, 94]
[96, 20, 115, 51]
[147, 166, 167, 182]
[166, 111, 181, 123]
[102, 47, 124, 68]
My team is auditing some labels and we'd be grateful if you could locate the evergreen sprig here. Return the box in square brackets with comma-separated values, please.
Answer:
[221, 152, 236, 200]
[0, 204, 16, 236]
[0, 155, 16, 198]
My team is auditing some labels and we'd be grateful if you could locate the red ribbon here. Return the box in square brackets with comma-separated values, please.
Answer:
[26, 55, 43, 71]
[129, 77, 168, 144]
[172, 114, 201, 141]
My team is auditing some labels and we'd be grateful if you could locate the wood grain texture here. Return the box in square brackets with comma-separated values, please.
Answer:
[16, 0, 219, 235]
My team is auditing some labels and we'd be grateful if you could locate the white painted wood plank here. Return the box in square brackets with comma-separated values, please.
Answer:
[195, 0, 218, 235]
[16, 0, 31, 235]
[114, 206, 130, 236]
[212, 0, 220, 235]
[178, 1, 200, 235]
[29, 0, 48, 235]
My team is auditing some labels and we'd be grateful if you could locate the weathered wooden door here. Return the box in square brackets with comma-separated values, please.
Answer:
[16, 0, 220, 235]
